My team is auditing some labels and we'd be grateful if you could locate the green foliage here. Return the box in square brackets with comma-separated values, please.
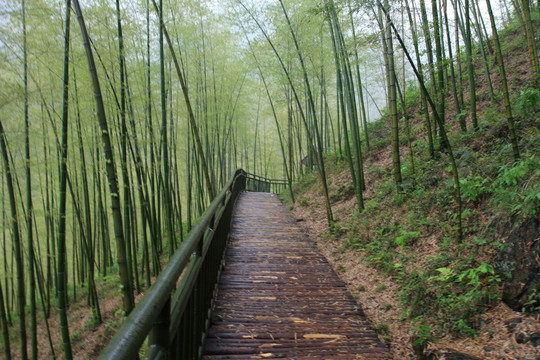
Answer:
[298, 196, 309, 207]
[456, 319, 477, 337]
[329, 181, 355, 202]
[338, 164, 507, 338]
[521, 288, 540, 312]
[374, 180, 395, 201]
[398, 83, 420, 113]
[456, 263, 498, 287]
[406, 259, 501, 336]
[456, 110, 468, 124]
[411, 317, 435, 346]
[513, 87, 540, 118]
[372, 322, 390, 338]
[394, 230, 421, 248]
[482, 104, 506, 125]
[460, 175, 491, 203]
[491, 154, 540, 216]
[366, 118, 391, 151]
[367, 164, 386, 179]
[292, 173, 317, 199]
[457, 154, 539, 217]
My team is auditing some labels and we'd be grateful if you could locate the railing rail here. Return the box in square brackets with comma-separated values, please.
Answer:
[245, 171, 288, 194]
[98, 169, 288, 360]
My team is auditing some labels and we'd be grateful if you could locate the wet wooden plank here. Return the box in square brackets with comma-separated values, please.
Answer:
[202, 192, 392, 359]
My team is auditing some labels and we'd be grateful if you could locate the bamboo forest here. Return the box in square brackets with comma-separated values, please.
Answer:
[0, 0, 539, 358]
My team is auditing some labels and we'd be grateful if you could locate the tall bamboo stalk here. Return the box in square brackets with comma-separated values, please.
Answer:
[485, 0, 521, 160]
[55, 2, 73, 355]
[72, 0, 134, 314]
[278, 0, 334, 226]
[0, 119, 27, 360]
[21, 0, 37, 357]
[431, 0, 446, 149]
[405, 0, 435, 157]
[465, 0, 479, 129]
[520, 0, 540, 85]
[152, 0, 215, 201]
[379, 2, 402, 190]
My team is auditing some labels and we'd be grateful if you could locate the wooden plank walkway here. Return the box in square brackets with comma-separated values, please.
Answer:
[203, 192, 392, 359]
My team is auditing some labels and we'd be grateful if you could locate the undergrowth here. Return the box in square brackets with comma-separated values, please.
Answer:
[285, 69, 540, 353]
[335, 137, 539, 344]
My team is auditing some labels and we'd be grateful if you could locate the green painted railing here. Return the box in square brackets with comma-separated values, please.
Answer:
[98, 169, 288, 360]
[245, 172, 288, 194]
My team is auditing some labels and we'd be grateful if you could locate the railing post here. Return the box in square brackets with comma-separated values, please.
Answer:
[149, 296, 171, 358]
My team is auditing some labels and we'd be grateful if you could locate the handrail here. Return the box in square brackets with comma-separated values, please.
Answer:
[244, 171, 288, 194]
[244, 171, 288, 184]
[98, 169, 289, 360]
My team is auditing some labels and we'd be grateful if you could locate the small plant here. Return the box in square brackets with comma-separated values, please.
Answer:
[522, 288, 540, 312]
[343, 235, 361, 250]
[411, 317, 435, 347]
[491, 154, 540, 216]
[394, 229, 421, 248]
[430, 267, 456, 283]
[456, 319, 477, 337]
[298, 196, 309, 207]
[456, 110, 468, 127]
[513, 87, 540, 118]
[372, 322, 390, 336]
[459, 175, 492, 203]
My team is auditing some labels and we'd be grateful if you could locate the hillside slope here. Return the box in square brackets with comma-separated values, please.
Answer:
[285, 21, 540, 360]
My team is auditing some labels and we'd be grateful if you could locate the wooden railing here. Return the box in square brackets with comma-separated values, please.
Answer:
[245, 172, 289, 194]
[98, 169, 288, 360]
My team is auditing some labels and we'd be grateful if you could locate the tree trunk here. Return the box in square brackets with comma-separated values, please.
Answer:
[486, 0, 521, 160]
[71, 0, 134, 315]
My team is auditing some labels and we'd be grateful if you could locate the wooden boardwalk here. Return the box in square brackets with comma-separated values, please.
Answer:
[203, 192, 392, 359]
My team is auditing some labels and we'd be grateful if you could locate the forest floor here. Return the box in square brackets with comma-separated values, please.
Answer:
[3, 266, 156, 359]
[5, 274, 127, 359]
[290, 164, 539, 359]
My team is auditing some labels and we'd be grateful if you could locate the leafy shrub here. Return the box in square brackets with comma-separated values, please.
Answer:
[411, 317, 435, 347]
[456, 110, 468, 127]
[398, 83, 420, 113]
[513, 87, 540, 118]
[394, 230, 421, 248]
[491, 154, 540, 216]
[522, 288, 540, 312]
[398, 253, 502, 338]
[460, 175, 492, 203]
